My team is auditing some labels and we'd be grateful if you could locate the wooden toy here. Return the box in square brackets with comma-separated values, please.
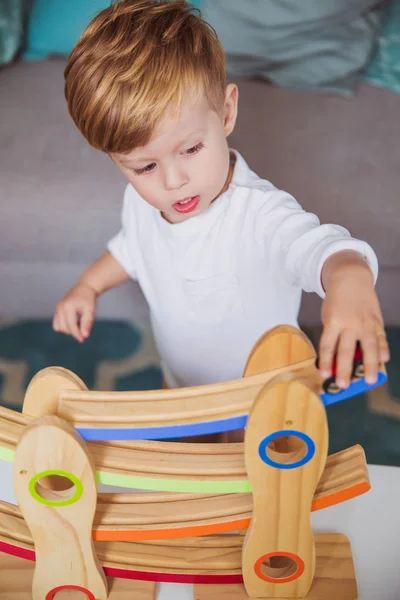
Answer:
[0, 325, 386, 599]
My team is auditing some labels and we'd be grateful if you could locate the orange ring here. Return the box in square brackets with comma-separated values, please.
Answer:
[46, 586, 94, 600]
[254, 551, 304, 583]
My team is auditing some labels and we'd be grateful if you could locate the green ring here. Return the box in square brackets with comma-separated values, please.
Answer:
[28, 470, 84, 507]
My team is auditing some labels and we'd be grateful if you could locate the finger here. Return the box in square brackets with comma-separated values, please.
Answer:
[80, 308, 94, 339]
[52, 313, 60, 333]
[335, 333, 358, 389]
[360, 330, 380, 385]
[52, 306, 64, 333]
[318, 327, 340, 377]
[65, 309, 84, 343]
[56, 311, 69, 335]
[377, 329, 390, 363]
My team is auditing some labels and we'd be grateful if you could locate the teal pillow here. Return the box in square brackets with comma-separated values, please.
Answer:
[24, 0, 202, 60]
[24, 0, 111, 60]
[0, 0, 27, 65]
[363, 0, 400, 95]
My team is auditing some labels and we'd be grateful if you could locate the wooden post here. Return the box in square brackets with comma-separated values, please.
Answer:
[243, 325, 317, 377]
[242, 373, 328, 598]
[22, 367, 87, 418]
[12, 415, 108, 600]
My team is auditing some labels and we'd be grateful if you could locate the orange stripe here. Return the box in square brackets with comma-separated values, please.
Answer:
[92, 481, 370, 541]
[93, 518, 251, 541]
[311, 481, 371, 512]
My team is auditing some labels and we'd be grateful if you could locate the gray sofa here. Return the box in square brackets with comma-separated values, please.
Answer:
[1, 58, 399, 326]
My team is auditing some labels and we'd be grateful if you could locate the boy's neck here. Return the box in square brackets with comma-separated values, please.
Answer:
[217, 151, 236, 200]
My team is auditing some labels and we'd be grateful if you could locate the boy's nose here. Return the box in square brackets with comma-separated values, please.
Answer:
[163, 167, 189, 191]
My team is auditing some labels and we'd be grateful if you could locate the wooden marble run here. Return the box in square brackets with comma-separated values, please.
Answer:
[0, 325, 387, 599]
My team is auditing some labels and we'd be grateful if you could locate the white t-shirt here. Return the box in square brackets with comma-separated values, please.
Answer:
[108, 150, 378, 388]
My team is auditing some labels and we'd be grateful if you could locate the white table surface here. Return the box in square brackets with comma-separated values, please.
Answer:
[1, 462, 399, 600]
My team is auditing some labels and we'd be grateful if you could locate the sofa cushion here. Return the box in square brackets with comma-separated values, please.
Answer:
[0, 58, 126, 265]
[203, 0, 386, 95]
[1, 58, 399, 324]
[364, 0, 400, 95]
[228, 77, 400, 269]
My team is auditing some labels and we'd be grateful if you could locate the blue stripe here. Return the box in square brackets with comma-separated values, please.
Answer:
[76, 372, 387, 441]
[77, 414, 249, 441]
[321, 371, 387, 407]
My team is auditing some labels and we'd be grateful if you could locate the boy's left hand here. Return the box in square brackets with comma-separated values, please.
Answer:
[319, 251, 390, 389]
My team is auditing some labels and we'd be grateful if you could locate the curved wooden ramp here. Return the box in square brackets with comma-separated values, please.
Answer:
[0, 403, 368, 497]
[0, 444, 369, 540]
[19, 326, 385, 442]
[0, 535, 356, 597]
[0, 526, 356, 590]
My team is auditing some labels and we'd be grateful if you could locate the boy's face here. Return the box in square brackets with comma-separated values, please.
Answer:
[111, 84, 238, 224]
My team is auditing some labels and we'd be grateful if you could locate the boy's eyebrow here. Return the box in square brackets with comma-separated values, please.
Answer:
[119, 128, 205, 165]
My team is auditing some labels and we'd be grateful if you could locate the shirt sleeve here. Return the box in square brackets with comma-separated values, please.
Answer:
[258, 190, 378, 298]
[107, 186, 137, 280]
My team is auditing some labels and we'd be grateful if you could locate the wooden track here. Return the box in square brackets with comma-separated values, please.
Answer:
[23, 361, 317, 432]
[0, 404, 369, 494]
[0, 402, 369, 494]
[0, 534, 357, 594]
[0, 518, 355, 589]
[19, 325, 386, 441]
[22, 364, 387, 435]
[0, 444, 369, 540]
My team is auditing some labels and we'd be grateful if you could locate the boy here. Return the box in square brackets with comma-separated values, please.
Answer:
[54, 0, 389, 396]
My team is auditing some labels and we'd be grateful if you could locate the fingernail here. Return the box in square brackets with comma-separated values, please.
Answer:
[366, 376, 377, 385]
[320, 370, 331, 378]
[336, 379, 347, 388]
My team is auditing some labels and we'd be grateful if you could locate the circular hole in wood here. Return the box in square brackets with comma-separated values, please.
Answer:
[261, 555, 297, 579]
[46, 585, 95, 600]
[254, 551, 304, 583]
[267, 434, 307, 465]
[36, 475, 76, 500]
[54, 591, 92, 600]
[29, 470, 84, 507]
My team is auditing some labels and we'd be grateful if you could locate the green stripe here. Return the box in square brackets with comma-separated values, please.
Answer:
[96, 471, 251, 493]
[0, 446, 251, 494]
[0, 447, 15, 463]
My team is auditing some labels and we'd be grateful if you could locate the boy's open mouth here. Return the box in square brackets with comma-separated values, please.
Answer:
[173, 195, 200, 214]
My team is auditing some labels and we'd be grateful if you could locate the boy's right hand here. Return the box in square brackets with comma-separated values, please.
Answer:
[53, 282, 98, 343]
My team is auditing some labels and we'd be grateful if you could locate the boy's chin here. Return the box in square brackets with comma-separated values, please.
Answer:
[162, 203, 208, 224]
[162, 211, 198, 224]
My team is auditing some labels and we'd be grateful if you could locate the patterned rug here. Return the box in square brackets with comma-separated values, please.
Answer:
[0, 319, 399, 465]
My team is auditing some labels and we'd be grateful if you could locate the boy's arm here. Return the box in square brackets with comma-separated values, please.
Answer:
[77, 250, 131, 295]
[255, 190, 388, 386]
[53, 251, 131, 343]
[319, 249, 389, 388]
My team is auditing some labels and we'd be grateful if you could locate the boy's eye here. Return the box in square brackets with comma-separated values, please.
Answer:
[184, 142, 204, 155]
[134, 163, 156, 175]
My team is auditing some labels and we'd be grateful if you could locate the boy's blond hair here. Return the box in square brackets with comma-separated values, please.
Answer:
[64, 0, 226, 154]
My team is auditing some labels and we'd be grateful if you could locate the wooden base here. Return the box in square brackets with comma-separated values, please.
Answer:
[0, 552, 157, 600]
[194, 534, 357, 600]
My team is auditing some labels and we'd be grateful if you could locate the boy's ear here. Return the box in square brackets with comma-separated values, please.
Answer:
[223, 83, 239, 137]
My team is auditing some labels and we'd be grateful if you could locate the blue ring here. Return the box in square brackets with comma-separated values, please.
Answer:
[258, 430, 315, 470]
